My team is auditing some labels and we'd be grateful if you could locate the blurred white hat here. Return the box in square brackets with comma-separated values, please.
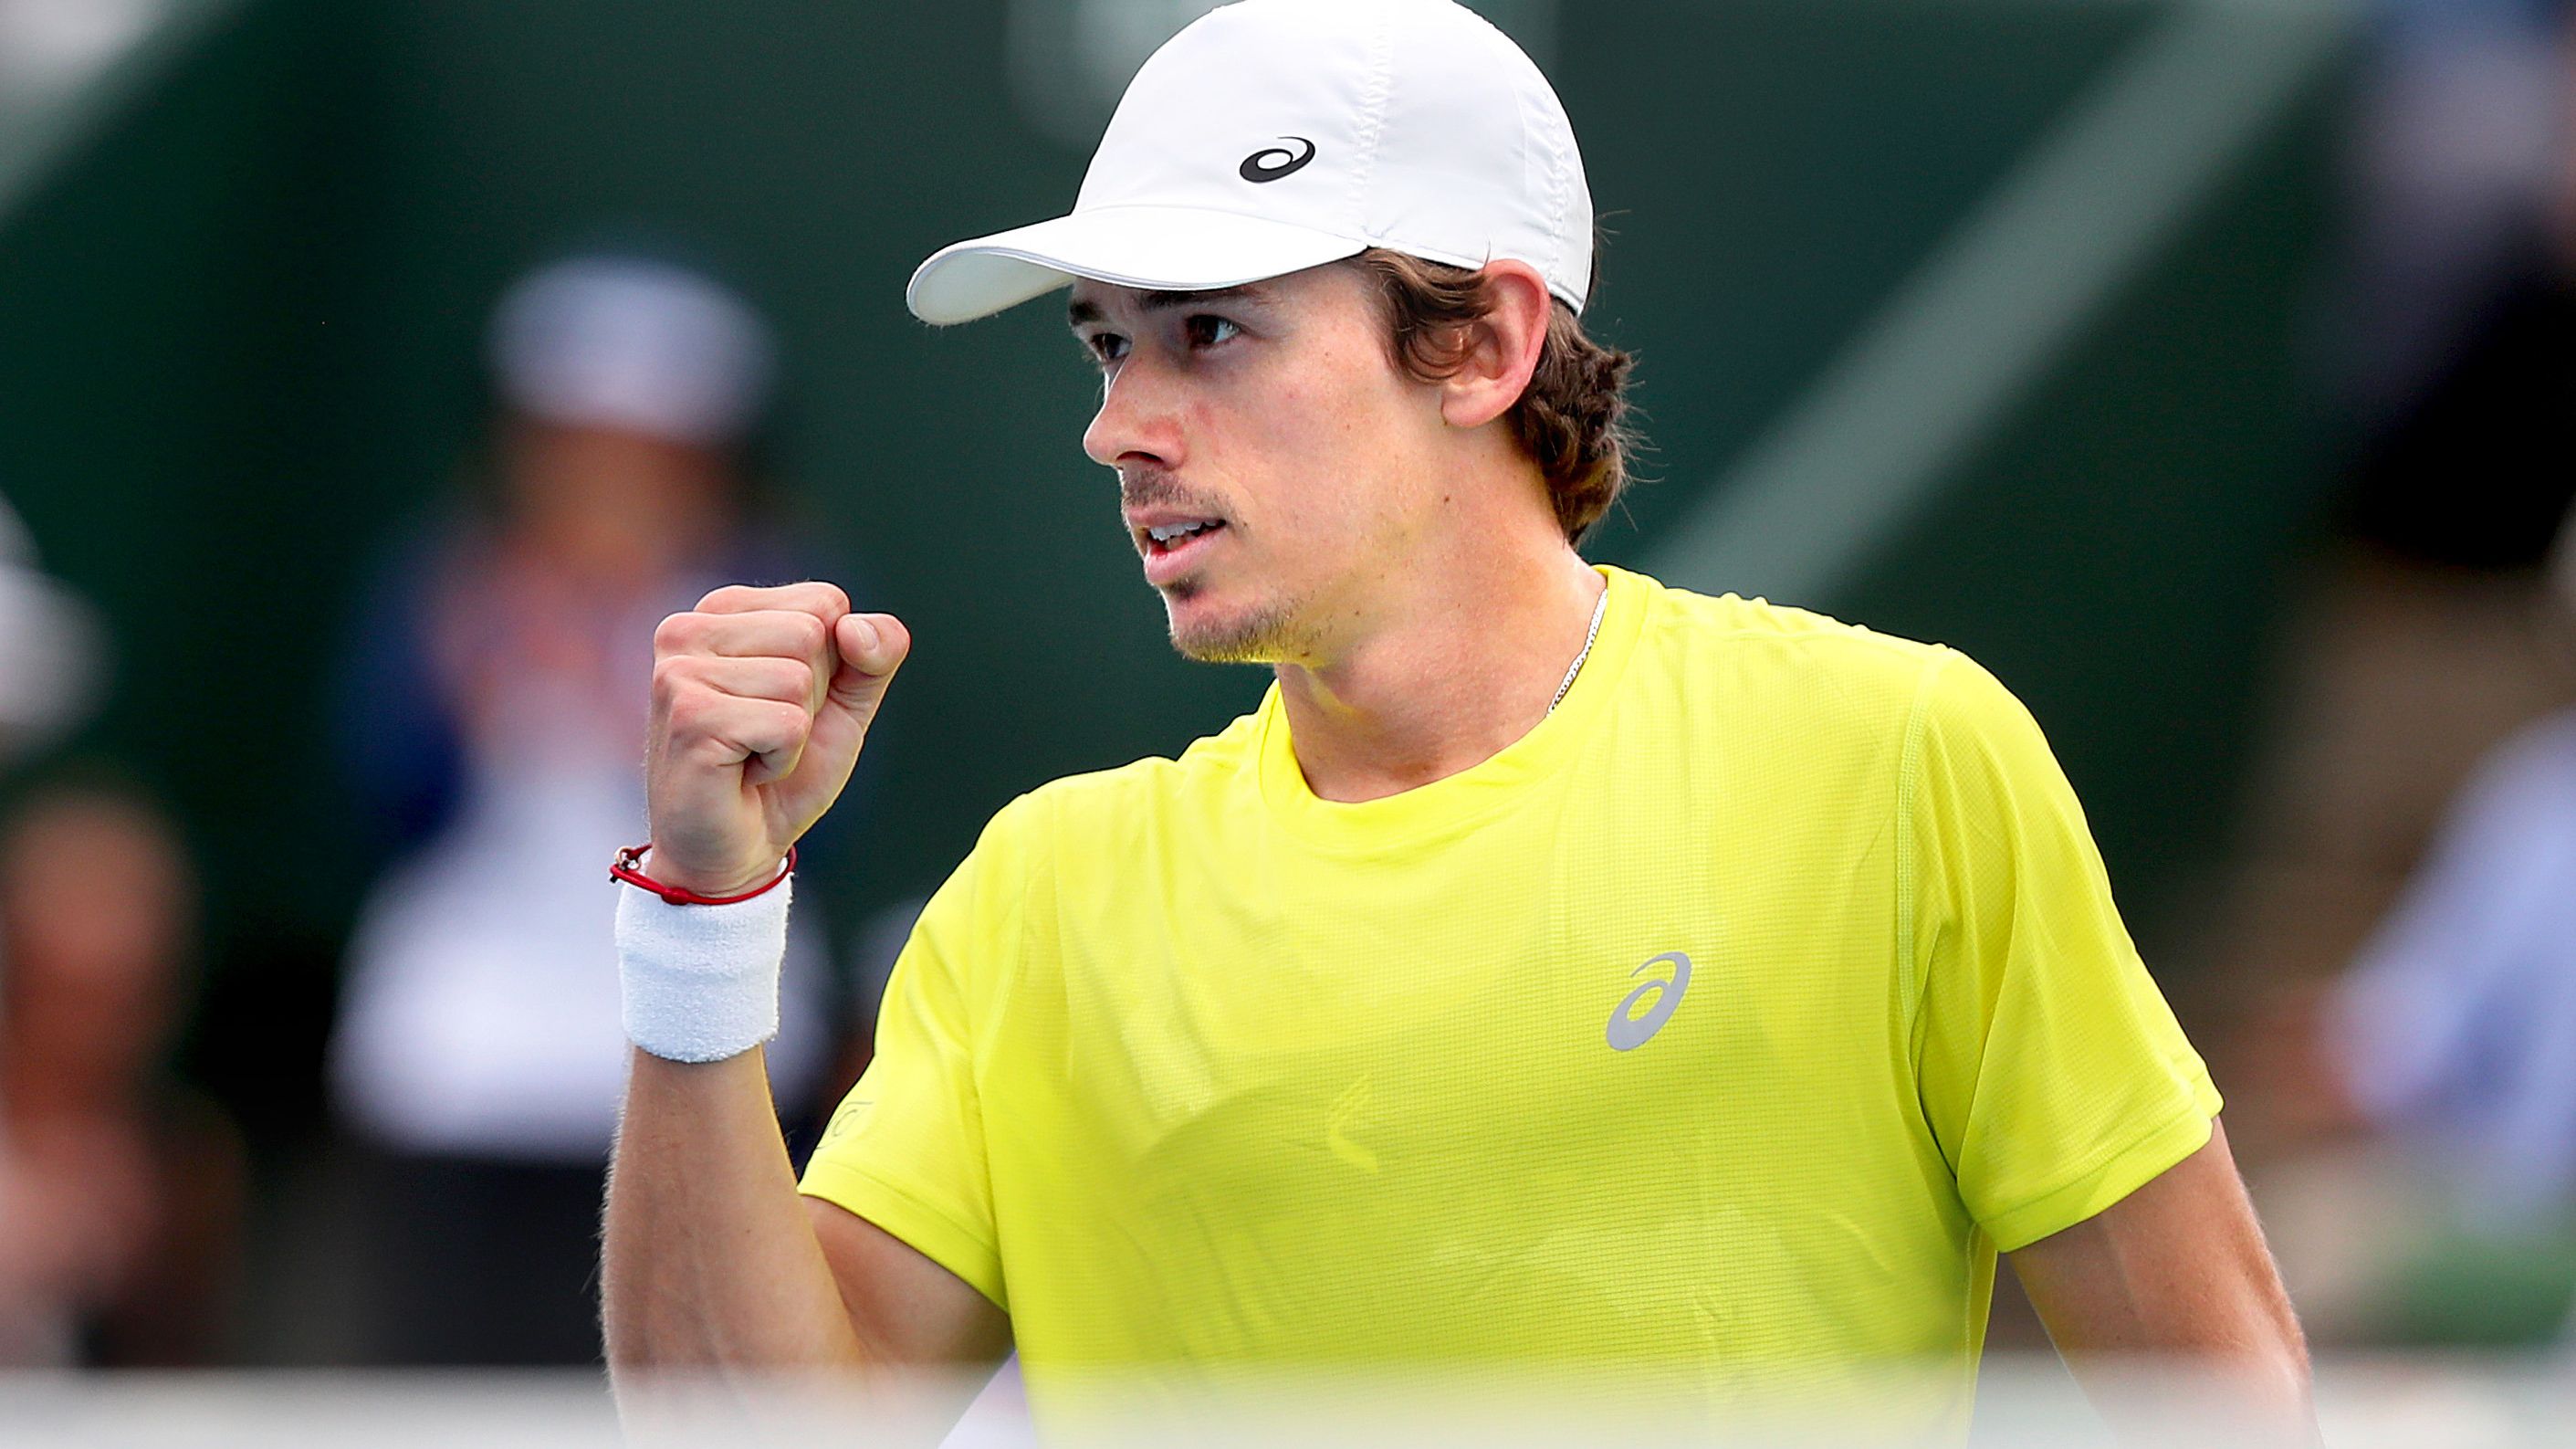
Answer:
[489, 255, 777, 446]
[0, 497, 103, 762]
[907, 0, 1593, 325]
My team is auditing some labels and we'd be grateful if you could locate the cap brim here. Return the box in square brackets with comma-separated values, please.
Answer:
[906, 206, 1369, 325]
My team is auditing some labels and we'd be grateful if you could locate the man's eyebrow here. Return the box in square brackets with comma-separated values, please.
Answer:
[1139, 284, 1261, 311]
[1067, 284, 1265, 329]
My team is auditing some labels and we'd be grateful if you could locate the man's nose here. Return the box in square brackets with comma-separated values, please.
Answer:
[1083, 357, 1185, 469]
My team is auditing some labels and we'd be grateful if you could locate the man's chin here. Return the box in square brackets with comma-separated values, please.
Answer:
[1163, 587, 1304, 665]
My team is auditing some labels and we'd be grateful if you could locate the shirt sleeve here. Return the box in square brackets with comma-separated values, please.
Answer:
[798, 800, 1035, 1312]
[1904, 650, 2222, 1253]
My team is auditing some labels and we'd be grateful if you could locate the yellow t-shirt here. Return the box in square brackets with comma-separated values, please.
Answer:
[801, 564, 2218, 1426]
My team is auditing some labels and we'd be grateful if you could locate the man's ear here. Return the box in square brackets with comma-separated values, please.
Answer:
[1438, 259, 1552, 431]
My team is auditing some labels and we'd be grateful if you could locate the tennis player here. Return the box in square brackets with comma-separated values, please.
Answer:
[601, 0, 2309, 1435]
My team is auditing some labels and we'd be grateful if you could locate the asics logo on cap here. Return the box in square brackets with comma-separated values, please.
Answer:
[1238, 137, 1316, 184]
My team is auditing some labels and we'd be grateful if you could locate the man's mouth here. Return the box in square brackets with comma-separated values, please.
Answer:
[1142, 520, 1226, 553]
[1135, 516, 1229, 587]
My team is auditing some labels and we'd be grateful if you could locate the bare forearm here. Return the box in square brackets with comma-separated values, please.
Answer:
[2040, 1266, 2312, 1440]
[2010, 1124, 2315, 1440]
[602, 1047, 865, 1379]
[2032, 1244, 2309, 1370]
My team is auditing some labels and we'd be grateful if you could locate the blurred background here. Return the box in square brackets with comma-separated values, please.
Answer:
[0, 0, 2570, 1426]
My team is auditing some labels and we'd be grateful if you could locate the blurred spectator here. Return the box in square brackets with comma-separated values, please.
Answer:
[2311, 507, 2576, 1345]
[325, 250, 839, 1365]
[2325, 0, 2576, 566]
[0, 774, 242, 1365]
[0, 495, 103, 764]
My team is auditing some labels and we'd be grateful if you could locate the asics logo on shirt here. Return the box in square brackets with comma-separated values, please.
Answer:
[1607, 951, 1691, 1051]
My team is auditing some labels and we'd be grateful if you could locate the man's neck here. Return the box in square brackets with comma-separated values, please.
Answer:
[1272, 544, 1606, 804]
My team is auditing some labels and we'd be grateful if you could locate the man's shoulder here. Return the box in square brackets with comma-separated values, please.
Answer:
[994, 703, 1266, 839]
[1624, 569, 1963, 708]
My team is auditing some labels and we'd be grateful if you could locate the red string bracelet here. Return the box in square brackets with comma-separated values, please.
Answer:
[610, 843, 796, 906]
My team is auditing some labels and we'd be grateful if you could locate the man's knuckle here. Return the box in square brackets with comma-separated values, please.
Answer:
[761, 700, 812, 743]
[653, 612, 700, 654]
[777, 610, 824, 656]
[770, 658, 818, 698]
[680, 734, 738, 769]
[650, 655, 702, 697]
[660, 690, 707, 736]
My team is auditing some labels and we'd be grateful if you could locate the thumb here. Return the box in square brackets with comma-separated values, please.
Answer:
[817, 611, 909, 742]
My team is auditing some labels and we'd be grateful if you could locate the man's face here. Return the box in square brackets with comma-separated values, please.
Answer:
[1070, 262, 1446, 663]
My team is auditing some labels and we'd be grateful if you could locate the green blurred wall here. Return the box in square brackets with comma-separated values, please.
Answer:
[0, 0, 362, 1123]
[0, 0, 2346, 1129]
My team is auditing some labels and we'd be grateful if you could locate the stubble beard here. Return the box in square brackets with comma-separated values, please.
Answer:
[1122, 467, 1317, 664]
[1162, 579, 1314, 665]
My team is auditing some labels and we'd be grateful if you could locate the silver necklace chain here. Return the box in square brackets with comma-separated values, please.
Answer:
[1547, 584, 1609, 715]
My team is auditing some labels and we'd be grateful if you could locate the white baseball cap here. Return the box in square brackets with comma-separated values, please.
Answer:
[907, 0, 1593, 326]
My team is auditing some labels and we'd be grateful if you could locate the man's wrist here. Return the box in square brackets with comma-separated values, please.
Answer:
[615, 874, 793, 1063]
[627, 842, 791, 900]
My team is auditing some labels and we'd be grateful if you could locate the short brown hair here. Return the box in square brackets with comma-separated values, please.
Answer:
[1347, 248, 1637, 541]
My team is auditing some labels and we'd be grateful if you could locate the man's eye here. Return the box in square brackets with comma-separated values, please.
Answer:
[1085, 332, 1129, 365]
[1184, 315, 1241, 348]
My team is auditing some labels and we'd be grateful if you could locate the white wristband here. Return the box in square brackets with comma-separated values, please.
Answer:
[615, 870, 792, 1063]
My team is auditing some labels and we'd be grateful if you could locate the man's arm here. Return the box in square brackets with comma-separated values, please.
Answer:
[2005, 1118, 2313, 1437]
[602, 1050, 1009, 1376]
[598, 583, 1008, 1394]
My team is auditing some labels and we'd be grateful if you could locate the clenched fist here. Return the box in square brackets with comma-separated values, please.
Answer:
[644, 582, 908, 897]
